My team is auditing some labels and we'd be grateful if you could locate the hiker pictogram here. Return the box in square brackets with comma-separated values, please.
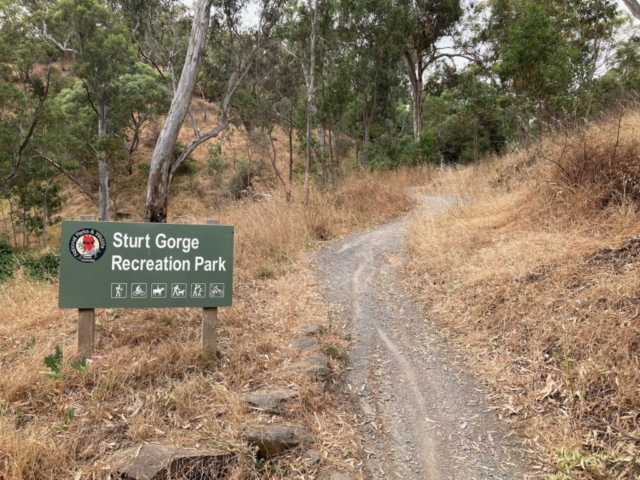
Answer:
[111, 283, 127, 298]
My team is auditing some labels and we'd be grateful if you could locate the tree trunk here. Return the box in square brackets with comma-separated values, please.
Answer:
[362, 91, 370, 169]
[303, 0, 318, 203]
[42, 161, 49, 248]
[403, 48, 424, 142]
[332, 129, 340, 184]
[97, 98, 109, 221]
[288, 125, 294, 184]
[622, 0, 640, 20]
[145, 0, 213, 222]
[317, 125, 327, 185]
[327, 126, 334, 185]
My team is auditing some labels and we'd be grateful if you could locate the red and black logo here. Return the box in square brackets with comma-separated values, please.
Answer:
[69, 229, 106, 262]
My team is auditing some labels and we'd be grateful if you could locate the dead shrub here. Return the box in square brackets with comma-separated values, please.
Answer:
[407, 109, 640, 479]
[547, 123, 640, 210]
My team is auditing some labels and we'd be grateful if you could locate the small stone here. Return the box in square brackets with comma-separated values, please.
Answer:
[327, 471, 356, 480]
[245, 424, 313, 458]
[298, 324, 324, 336]
[300, 355, 331, 380]
[244, 390, 299, 414]
[302, 449, 322, 467]
[107, 443, 231, 480]
[289, 337, 318, 349]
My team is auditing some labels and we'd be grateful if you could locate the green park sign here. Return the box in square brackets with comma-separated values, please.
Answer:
[59, 221, 234, 309]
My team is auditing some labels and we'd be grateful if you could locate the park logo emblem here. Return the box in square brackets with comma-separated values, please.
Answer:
[69, 229, 107, 263]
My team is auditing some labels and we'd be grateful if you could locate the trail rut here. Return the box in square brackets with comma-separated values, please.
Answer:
[316, 195, 528, 479]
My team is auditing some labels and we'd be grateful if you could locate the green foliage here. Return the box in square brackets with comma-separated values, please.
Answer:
[42, 346, 63, 380]
[19, 252, 60, 282]
[137, 163, 151, 176]
[549, 447, 609, 479]
[65, 407, 76, 425]
[0, 235, 15, 282]
[69, 357, 90, 376]
[205, 144, 227, 186]
[171, 142, 196, 176]
[42, 347, 90, 385]
[489, 0, 622, 133]
[228, 160, 265, 200]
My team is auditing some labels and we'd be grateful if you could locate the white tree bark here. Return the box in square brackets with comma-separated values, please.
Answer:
[97, 98, 109, 221]
[403, 48, 424, 142]
[303, 0, 319, 202]
[145, 0, 213, 222]
[622, 0, 640, 20]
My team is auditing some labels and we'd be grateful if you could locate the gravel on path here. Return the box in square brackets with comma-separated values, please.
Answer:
[315, 195, 529, 480]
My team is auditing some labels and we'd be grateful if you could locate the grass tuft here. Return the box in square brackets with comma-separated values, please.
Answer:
[407, 109, 640, 478]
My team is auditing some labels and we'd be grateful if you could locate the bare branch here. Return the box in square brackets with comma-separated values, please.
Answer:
[0, 68, 52, 195]
[81, 80, 100, 117]
[31, 147, 98, 205]
[42, 22, 78, 54]
[187, 110, 200, 140]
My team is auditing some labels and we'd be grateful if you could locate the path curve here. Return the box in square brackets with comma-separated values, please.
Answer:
[316, 195, 527, 479]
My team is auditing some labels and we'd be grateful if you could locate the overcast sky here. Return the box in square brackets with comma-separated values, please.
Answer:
[182, 0, 639, 33]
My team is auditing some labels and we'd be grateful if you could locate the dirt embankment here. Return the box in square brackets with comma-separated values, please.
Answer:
[406, 111, 640, 479]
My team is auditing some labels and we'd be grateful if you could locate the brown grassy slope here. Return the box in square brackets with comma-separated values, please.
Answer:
[0, 115, 429, 480]
[406, 111, 640, 479]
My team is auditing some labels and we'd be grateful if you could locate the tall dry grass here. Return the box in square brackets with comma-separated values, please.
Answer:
[407, 111, 640, 478]
[0, 169, 429, 479]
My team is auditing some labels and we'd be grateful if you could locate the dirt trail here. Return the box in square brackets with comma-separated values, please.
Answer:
[316, 195, 528, 479]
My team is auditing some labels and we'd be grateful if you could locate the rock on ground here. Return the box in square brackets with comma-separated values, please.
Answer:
[107, 443, 231, 480]
[298, 324, 325, 336]
[244, 424, 313, 458]
[289, 336, 318, 349]
[298, 354, 331, 380]
[244, 389, 299, 413]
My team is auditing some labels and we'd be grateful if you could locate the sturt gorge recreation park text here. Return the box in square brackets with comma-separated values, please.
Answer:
[111, 232, 228, 272]
[59, 221, 234, 309]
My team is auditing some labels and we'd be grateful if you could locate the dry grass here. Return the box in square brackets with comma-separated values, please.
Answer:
[407, 110, 640, 479]
[0, 157, 429, 479]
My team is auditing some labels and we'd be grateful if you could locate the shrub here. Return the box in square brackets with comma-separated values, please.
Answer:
[206, 144, 227, 186]
[0, 235, 15, 282]
[20, 252, 60, 282]
[549, 120, 640, 209]
[172, 141, 197, 176]
[228, 159, 264, 200]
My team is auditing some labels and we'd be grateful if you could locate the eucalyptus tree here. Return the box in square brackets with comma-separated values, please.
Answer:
[0, 0, 56, 196]
[279, 0, 321, 201]
[39, 0, 138, 220]
[399, 0, 463, 141]
[339, 0, 406, 167]
[144, 0, 286, 222]
[0, 1, 76, 247]
[490, 0, 622, 134]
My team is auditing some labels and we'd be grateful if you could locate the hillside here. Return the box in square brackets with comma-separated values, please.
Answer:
[407, 109, 640, 479]
[0, 106, 431, 478]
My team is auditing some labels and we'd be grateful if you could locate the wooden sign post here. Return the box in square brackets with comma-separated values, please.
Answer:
[77, 215, 96, 356]
[202, 219, 219, 355]
[59, 217, 234, 356]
